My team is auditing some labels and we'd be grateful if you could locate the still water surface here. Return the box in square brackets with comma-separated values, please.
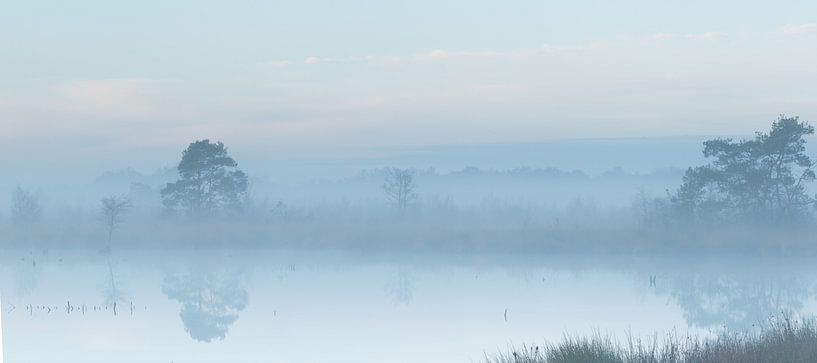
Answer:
[1, 249, 814, 362]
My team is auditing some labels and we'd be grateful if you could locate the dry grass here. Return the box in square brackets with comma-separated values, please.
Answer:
[487, 315, 817, 363]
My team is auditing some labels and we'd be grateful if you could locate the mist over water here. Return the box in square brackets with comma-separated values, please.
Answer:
[3, 128, 817, 362]
[3, 249, 817, 363]
[5, 1, 817, 360]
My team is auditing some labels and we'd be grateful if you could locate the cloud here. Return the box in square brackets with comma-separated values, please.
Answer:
[696, 31, 727, 39]
[5, 24, 817, 150]
[419, 49, 450, 61]
[263, 60, 293, 68]
[0, 78, 201, 142]
[649, 31, 727, 41]
[55, 79, 166, 118]
[263, 48, 499, 69]
[304, 56, 334, 65]
[263, 32, 729, 70]
[780, 23, 817, 36]
[354, 32, 726, 64]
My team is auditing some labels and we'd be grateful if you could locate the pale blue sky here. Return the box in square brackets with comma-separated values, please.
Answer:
[3, 1, 816, 79]
[2, 0, 817, 156]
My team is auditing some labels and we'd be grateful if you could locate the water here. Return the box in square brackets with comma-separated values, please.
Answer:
[1, 249, 815, 363]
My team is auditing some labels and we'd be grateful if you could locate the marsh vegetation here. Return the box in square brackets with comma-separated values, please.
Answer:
[3, 116, 817, 255]
[487, 316, 817, 363]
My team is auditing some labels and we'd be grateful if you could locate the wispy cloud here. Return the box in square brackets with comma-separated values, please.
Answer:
[55, 79, 167, 118]
[265, 48, 501, 68]
[4, 26, 817, 149]
[303, 56, 334, 65]
[649, 32, 727, 41]
[264, 60, 293, 68]
[263, 31, 729, 69]
[779, 23, 817, 36]
[0, 78, 200, 141]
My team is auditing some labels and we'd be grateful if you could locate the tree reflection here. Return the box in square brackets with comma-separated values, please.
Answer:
[162, 271, 249, 342]
[658, 271, 814, 329]
[384, 268, 414, 305]
[12, 254, 41, 298]
[101, 254, 128, 306]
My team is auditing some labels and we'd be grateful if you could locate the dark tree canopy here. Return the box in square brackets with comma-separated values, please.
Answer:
[672, 115, 816, 223]
[161, 140, 248, 214]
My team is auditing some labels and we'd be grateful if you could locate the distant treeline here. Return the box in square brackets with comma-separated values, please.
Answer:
[353, 165, 681, 181]
[2, 115, 817, 252]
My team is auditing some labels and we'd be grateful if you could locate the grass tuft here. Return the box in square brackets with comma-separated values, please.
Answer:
[487, 315, 817, 363]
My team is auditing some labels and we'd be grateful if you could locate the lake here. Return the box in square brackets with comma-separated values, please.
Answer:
[1, 249, 814, 363]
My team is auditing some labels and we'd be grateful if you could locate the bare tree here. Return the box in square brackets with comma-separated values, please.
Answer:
[98, 195, 131, 309]
[100, 195, 131, 246]
[382, 168, 417, 211]
[11, 185, 42, 223]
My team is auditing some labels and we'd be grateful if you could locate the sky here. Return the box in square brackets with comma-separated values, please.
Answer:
[2, 0, 817, 176]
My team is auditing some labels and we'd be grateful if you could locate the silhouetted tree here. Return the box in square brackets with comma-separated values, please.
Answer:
[10, 185, 42, 223]
[672, 115, 816, 223]
[100, 195, 130, 246]
[382, 167, 417, 211]
[161, 140, 248, 215]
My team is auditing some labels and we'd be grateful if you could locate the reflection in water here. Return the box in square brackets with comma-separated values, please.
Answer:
[384, 268, 414, 305]
[658, 271, 815, 329]
[102, 254, 128, 306]
[12, 255, 41, 299]
[162, 271, 249, 342]
[9, 249, 817, 363]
